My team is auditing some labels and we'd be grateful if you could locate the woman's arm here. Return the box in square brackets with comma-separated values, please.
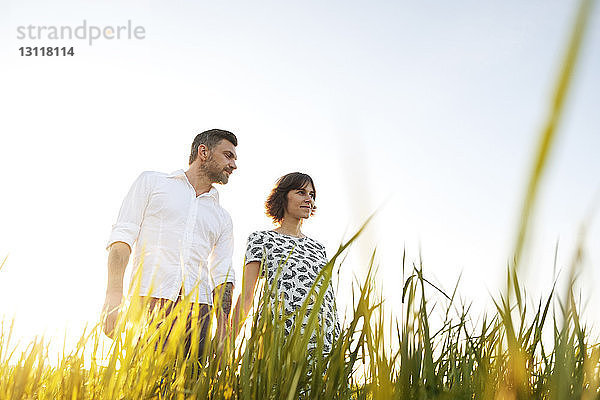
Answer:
[230, 261, 260, 340]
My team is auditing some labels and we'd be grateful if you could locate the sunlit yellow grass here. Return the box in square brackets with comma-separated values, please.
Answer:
[1, 229, 599, 398]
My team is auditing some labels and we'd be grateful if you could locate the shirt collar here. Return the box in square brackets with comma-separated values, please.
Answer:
[167, 169, 185, 178]
[205, 186, 220, 202]
[167, 169, 220, 201]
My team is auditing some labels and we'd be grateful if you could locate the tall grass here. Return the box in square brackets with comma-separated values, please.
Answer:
[1, 236, 599, 399]
[1, 0, 598, 398]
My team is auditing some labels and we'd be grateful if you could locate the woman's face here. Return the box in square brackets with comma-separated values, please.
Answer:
[284, 182, 315, 220]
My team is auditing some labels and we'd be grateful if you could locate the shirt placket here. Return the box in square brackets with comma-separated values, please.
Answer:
[181, 187, 198, 297]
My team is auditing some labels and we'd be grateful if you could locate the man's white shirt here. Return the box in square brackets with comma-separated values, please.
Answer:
[107, 169, 235, 304]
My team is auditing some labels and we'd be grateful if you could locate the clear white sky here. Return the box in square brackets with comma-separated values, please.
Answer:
[1, 0, 599, 353]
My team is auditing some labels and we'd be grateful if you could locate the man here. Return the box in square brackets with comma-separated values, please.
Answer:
[102, 129, 238, 355]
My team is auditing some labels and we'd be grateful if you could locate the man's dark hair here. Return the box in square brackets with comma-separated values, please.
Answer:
[189, 129, 238, 165]
[265, 172, 316, 223]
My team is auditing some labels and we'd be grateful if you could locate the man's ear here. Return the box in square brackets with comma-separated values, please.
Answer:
[197, 144, 209, 161]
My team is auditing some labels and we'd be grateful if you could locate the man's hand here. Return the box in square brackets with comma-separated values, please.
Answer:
[101, 290, 122, 338]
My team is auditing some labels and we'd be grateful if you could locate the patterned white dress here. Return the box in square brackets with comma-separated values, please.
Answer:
[245, 230, 341, 353]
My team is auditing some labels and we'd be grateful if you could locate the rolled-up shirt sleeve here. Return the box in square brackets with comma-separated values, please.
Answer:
[209, 212, 235, 289]
[106, 172, 152, 250]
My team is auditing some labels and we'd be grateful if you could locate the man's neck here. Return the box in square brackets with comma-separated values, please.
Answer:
[184, 168, 213, 197]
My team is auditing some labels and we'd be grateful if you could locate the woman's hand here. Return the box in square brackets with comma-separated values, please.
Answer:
[230, 261, 260, 340]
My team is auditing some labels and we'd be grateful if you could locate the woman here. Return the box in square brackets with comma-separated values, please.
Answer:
[231, 172, 341, 353]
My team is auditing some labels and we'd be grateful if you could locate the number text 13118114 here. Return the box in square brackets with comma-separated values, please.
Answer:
[19, 47, 75, 56]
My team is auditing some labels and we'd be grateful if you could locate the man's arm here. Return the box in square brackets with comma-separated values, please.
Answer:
[101, 241, 131, 338]
[213, 282, 234, 342]
[102, 172, 151, 338]
[209, 213, 236, 343]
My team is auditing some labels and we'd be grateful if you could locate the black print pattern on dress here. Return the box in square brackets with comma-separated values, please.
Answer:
[245, 230, 341, 353]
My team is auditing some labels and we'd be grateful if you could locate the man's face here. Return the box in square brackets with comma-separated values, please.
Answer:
[203, 139, 237, 184]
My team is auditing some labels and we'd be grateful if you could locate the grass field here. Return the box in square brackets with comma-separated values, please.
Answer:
[1, 237, 599, 399]
[1, 0, 598, 398]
